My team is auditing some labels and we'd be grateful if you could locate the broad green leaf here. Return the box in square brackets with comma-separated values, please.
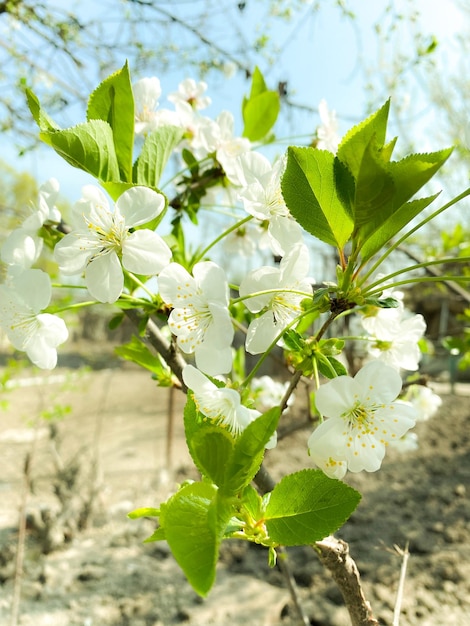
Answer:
[282, 147, 354, 248]
[352, 136, 396, 243]
[388, 148, 453, 209]
[39, 120, 120, 182]
[265, 469, 361, 546]
[26, 89, 60, 133]
[192, 427, 236, 487]
[161, 481, 219, 596]
[337, 100, 391, 178]
[360, 193, 440, 261]
[243, 91, 280, 141]
[223, 407, 281, 495]
[87, 61, 135, 182]
[135, 125, 184, 188]
[114, 336, 173, 383]
[184, 394, 236, 485]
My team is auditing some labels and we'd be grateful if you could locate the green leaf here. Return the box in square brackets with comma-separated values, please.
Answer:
[100, 181, 138, 202]
[242, 67, 279, 141]
[360, 193, 441, 261]
[337, 100, 391, 178]
[87, 61, 135, 182]
[127, 506, 160, 519]
[135, 125, 184, 188]
[184, 394, 236, 486]
[223, 407, 280, 495]
[192, 427, 236, 487]
[352, 135, 396, 244]
[143, 527, 166, 543]
[282, 147, 354, 248]
[248, 66, 268, 99]
[161, 481, 219, 596]
[26, 89, 60, 133]
[265, 469, 361, 546]
[39, 120, 120, 182]
[243, 91, 280, 141]
[115, 336, 172, 383]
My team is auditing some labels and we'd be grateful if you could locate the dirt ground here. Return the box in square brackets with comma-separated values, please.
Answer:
[0, 353, 469, 626]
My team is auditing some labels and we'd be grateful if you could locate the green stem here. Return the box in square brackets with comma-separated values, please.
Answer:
[51, 283, 88, 290]
[191, 215, 254, 266]
[46, 300, 97, 315]
[365, 274, 470, 298]
[357, 186, 470, 287]
[362, 256, 470, 295]
[125, 271, 155, 300]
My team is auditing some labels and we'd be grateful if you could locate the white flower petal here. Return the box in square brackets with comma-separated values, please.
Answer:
[315, 375, 359, 418]
[54, 232, 97, 274]
[195, 343, 233, 375]
[85, 253, 123, 303]
[116, 187, 166, 227]
[245, 311, 281, 355]
[354, 360, 403, 402]
[122, 230, 172, 275]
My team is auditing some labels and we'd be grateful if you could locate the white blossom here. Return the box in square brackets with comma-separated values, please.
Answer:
[235, 151, 304, 256]
[183, 365, 276, 448]
[404, 384, 442, 421]
[239, 244, 312, 354]
[133, 76, 162, 135]
[1, 178, 61, 269]
[308, 361, 417, 479]
[199, 110, 251, 184]
[0, 269, 68, 369]
[251, 375, 294, 413]
[54, 186, 171, 304]
[362, 303, 427, 371]
[158, 261, 234, 375]
[168, 78, 211, 110]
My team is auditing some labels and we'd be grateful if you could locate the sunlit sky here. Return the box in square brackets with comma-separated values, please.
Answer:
[2, 0, 464, 202]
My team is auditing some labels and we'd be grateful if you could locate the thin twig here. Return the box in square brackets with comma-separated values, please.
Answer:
[9, 453, 31, 626]
[277, 547, 310, 625]
[392, 542, 410, 626]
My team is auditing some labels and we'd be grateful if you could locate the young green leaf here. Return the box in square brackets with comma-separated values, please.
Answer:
[127, 506, 160, 519]
[191, 427, 236, 487]
[39, 120, 120, 182]
[161, 481, 219, 596]
[87, 61, 135, 182]
[282, 147, 354, 248]
[337, 99, 391, 178]
[26, 89, 60, 133]
[359, 192, 440, 262]
[265, 469, 361, 546]
[242, 67, 280, 141]
[222, 407, 280, 495]
[184, 394, 237, 487]
[351, 136, 396, 244]
[114, 336, 173, 384]
[134, 125, 184, 189]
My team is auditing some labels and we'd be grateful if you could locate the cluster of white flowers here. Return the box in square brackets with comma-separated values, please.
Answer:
[0, 74, 432, 481]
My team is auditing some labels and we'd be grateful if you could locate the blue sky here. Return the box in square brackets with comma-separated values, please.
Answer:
[2, 0, 464, 202]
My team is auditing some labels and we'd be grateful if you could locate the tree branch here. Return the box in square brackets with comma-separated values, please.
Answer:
[314, 536, 379, 626]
